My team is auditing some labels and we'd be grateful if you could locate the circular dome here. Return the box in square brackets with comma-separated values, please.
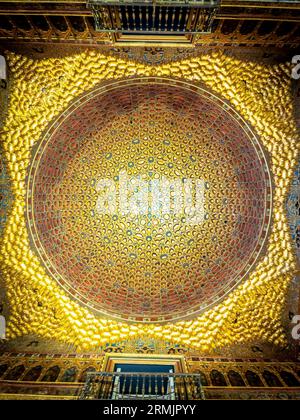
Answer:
[26, 78, 272, 323]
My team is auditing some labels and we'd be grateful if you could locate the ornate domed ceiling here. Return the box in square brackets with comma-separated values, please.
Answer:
[26, 78, 272, 323]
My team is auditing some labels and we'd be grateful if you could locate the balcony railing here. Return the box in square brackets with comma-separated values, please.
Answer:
[79, 372, 206, 400]
[87, 1, 220, 35]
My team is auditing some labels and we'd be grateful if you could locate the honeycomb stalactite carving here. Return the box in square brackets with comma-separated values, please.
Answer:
[26, 80, 271, 323]
[0, 50, 298, 351]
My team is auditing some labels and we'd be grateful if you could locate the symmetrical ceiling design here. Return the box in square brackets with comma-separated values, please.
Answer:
[0, 50, 298, 352]
[26, 79, 271, 323]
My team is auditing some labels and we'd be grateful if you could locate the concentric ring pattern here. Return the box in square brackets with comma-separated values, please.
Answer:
[26, 79, 272, 323]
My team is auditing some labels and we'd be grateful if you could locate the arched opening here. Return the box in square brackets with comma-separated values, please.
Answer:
[245, 371, 264, 387]
[228, 370, 246, 387]
[61, 366, 78, 382]
[210, 370, 227, 387]
[4, 365, 25, 381]
[23, 366, 43, 382]
[79, 367, 96, 383]
[280, 371, 300, 387]
[0, 364, 9, 378]
[40, 366, 60, 382]
[262, 370, 283, 387]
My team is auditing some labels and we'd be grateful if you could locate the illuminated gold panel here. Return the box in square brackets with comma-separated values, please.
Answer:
[0, 51, 298, 351]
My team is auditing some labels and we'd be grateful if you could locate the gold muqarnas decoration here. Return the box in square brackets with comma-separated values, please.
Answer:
[0, 50, 298, 351]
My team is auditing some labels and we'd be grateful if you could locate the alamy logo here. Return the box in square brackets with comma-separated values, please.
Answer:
[0, 315, 5, 340]
[0, 55, 6, 81]
[291, 315, 300, 340]
[292, 55, 300, 80]
[95, 171, 206, 225]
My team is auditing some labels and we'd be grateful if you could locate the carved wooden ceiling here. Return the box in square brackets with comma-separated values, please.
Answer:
[0, 1, 300, 47]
